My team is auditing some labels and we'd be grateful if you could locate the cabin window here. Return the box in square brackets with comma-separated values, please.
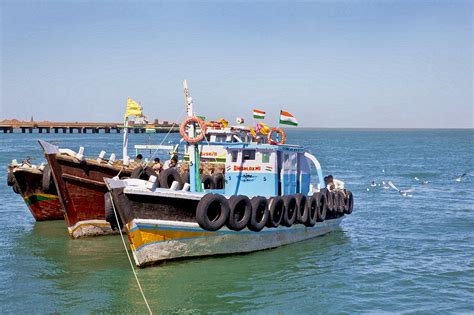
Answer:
[231, 151, 238, 162]
[216, 135, 227, 142]
[243, 150, 256, 161]
[261, 152, 270, 163]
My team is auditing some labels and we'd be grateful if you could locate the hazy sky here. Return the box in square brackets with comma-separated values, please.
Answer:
[1, 0, 472, 128]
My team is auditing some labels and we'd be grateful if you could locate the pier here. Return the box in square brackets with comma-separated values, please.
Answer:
[0, 119, 178, 134]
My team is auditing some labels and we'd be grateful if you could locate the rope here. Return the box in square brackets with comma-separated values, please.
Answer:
[109, 194, 153, 315]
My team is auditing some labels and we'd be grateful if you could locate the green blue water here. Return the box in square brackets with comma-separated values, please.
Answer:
[1, 129, 473, 313]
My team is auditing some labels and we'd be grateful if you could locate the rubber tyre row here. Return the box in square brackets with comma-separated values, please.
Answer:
[196, 192, 334, 232]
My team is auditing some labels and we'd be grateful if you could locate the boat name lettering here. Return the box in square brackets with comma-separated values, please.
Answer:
[233, 166, 261, 171]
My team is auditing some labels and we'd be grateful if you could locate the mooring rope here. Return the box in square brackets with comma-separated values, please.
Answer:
[109, 194, 153, 315]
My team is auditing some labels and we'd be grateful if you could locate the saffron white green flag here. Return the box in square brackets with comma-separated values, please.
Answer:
[253, 109, 266, 119]
[279, 110, 298, 126]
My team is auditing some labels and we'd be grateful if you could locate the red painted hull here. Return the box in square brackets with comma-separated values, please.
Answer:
[9, 166, 63, 221]
[40, 145, 133, 238]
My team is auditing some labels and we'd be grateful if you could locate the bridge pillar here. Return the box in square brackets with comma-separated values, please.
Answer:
[104, 128, 110, 134]
[28, 128, 33, 133]
[46, 127, 50, 133]
[63, 128, 67, 133]
[133, 128, 139, 134]
[38, 128, 43, 134]
[115, 128, 120, 133]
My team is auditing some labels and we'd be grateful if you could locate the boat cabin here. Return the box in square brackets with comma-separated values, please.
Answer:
[223, 143, 321, 197]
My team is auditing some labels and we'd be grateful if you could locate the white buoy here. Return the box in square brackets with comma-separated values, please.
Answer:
[97, 150, 106, 163]
[75, 147, 85, 161]
[108, 153, 116, 165]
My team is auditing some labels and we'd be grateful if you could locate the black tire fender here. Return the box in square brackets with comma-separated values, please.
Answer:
[196, 194, 229, 231]
[131, 166, 144, 179]
[248, 196, 268, 232]
[42, 164, 53, 192]
[212, 173, 225, 189]
[322, 188, 335, 212]
[316, 192, 327, 222]
[226, 195, 252, 231]
[104, 192, 122, 231]
[295, 193, 308, 224]
[159, 168, 182, 189]
[201, 174, 215, 190]
[305, 194, 318, 226]
[334, 190, 345, 214]
[281, 195, 297, 227]
[266, 196, 284, 228]
[344, 190, 354, 214]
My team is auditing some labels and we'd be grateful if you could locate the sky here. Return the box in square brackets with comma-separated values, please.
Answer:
[0, 0, 472, 128]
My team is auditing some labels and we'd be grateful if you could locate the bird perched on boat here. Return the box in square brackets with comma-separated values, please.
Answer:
[414, 177, 429, 185]
[455, 172, 468, 182]
[388, 181, 414, 197]
[370, 180, 377, 187]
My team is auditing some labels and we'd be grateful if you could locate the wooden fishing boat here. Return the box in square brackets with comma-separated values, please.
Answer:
[7, 162, 63, 221]
[105, 81, 354, 267]
[38, 140, 136, 238]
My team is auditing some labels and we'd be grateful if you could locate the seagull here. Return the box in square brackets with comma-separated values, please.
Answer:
[388, 181, 414, 197]
[381, 181, 390, 189]
[455, 172, 468, 182]
[370, 181, 377, 187]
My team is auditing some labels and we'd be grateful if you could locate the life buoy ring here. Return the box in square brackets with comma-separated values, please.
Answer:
[267, 127, 286, 145]
[180, 116, 207, 143]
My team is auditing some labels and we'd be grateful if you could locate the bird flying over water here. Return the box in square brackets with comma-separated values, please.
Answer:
[388, 181, 414, 197]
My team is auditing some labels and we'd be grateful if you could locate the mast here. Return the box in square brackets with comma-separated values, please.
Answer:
[183, 80, 202, 192]
[122, 115, 129, 164]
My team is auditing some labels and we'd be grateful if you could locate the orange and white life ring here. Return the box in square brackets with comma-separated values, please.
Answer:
[180, 116, 207, 143]
[267, 127, 286, 145]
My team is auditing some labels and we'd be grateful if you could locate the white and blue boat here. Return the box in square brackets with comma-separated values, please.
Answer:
[105, 81, 353, 267]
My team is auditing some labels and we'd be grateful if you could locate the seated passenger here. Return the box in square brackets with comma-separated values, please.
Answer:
[152, 157, 163, 172]
[163, 156, 178, 169]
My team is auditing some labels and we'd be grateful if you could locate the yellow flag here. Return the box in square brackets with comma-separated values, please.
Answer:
[124, 97, 143, 119]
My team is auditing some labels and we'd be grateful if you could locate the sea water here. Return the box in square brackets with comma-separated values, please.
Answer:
[0, 129, 472, 313]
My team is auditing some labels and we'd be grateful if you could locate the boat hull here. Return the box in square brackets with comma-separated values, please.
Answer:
[9, 166, 63, 221]
[127, 218, 343, 266]
[39, 140, 132, 238]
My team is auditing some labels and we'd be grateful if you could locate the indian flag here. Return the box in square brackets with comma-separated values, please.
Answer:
[253, 109, 266, 120]
[279, 110, 298, 126]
